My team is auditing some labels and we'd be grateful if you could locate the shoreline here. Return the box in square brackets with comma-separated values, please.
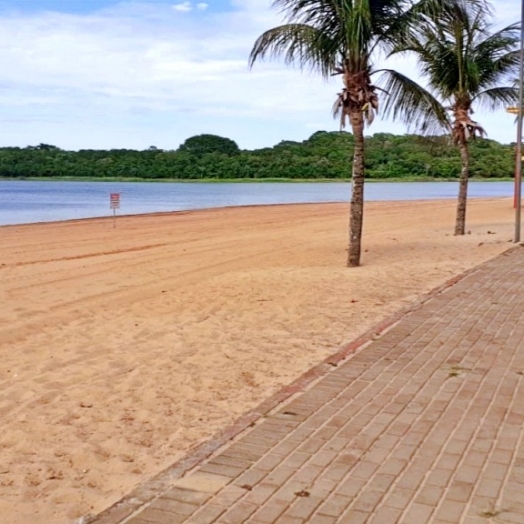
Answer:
[0, 199, 516, 524]
[0, 195, 514, 230]
[0, 176, 515, 183]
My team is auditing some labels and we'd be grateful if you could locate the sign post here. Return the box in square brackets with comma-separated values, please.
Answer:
[508, 0, 524, 242]
[507, 107, 522, 211]
[110, 193, 120, 228]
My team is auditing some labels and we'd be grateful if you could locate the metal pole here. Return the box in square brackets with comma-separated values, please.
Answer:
[515, 0, 524, 242]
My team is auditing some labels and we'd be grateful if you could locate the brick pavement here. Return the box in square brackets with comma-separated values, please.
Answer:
[95, 247, 524, 524]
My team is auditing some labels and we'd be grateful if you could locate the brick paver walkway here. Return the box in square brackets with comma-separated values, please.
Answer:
[96, 247, 524, 524]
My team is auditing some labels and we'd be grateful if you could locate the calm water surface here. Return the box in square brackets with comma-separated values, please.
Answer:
[0, 180, 515, 226]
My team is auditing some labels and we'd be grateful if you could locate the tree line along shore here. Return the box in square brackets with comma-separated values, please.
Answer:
[0, 131, 516, 182]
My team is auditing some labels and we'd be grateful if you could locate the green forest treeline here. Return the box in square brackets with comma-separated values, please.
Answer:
[0, 131, 516, 181]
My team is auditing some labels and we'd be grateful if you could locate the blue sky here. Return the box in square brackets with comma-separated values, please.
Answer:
[0, 0, 519, 151]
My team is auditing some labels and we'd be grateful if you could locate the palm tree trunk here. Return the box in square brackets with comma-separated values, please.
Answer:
[454, 139, 469, 235]
[348, 110, 365, 267]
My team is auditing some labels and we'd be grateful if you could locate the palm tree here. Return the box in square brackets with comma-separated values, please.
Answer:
[249, 0, 448, 266]
[380, 1, 519, 235]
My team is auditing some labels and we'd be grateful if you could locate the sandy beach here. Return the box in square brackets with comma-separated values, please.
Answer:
[0, 198, 516, 524]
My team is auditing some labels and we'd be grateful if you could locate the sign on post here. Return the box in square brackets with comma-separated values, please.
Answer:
[110, 193, 120, 228]
[110, 193, 120, 209]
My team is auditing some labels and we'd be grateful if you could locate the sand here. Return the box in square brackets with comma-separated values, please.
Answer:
[0, 198, 516, 524]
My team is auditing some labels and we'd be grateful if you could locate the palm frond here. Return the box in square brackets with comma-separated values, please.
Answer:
[376, 69, 450, 134]
[269, 0, 412, 64]
[471, 24, 521, 88]
[473, 86, 519, 110]
[249, 23, 337, 77]
[388, 0, 520, 100]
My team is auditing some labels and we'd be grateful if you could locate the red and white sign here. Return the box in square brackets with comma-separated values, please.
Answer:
[110, 193, 120, 209]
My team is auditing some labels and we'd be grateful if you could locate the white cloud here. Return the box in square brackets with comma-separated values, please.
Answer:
[172, 2, 192, 12]
[171, 1, 208, 13]
[0, 0, 518, 151]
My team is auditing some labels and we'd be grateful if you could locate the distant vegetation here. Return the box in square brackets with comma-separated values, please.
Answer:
[0, 131, 515, 181]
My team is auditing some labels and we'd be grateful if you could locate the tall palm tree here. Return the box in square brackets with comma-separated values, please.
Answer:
[380, 1, 519, 235]
[249, 0, 448, 266]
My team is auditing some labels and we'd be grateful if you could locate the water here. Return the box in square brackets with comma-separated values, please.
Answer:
[0, 180, 515, 226]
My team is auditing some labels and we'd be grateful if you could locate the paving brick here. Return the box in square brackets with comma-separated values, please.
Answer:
[211, 485, 246, 506]
[364, 446, 391, 464]
[218, 501, 258, 523]
[234, 469, 267, 489]
[454, 466, 482, 484]
[287, 426, 316, 442]
[468, 496, 501, 517]
[277, 452, 310, 470]
[149, 498, 198, 516]
[464, 450, 489, 468]
[338, 509, 369, 524]
[308, 477, 338, 499]
[254, 453, 285, 472]
[395, 467, 427, 491]
[91, 249, 524, 524]
[369, 473, 396, 491]
[221, 444, 267, 463]
[322, 436, 352, 453]
[447, 476, 477, 501]
[502, 484, 524, 504]
[375, 434, 402, 450]
[271, 440, 297, 457]
[474, 478, 502, 498]
[415, 486, 444, 506]
[436, 453, 462, 471]
[264, 516, 302, 524]
[434, 500, 467, 523]
[296, 438, 324, 454]
[426, 468, 454, 488]
[162, 488, 212, 505]
[391, 444, 417, 462]
[306, 450, 338, 468]
[322, 461, 354, 483]
[351, 489, 384, 513]
[495, 510, 524, 524]
[303, 515, 336, 524]
[133, 508, 187, 524]
[401, 502, 435, 523]
[283, 495, 323, 520]
[316, 494, 353, 517]
[292, 465, 324, 485]
[366, 506, 403, 524]
[250, 498, 289, 523]
[312, 425, 339, 442]
[199, 462, 245, 479]
[335, 477, 366, 498]
[379, 458, 407, 476]
[272, 480, 312, 504]
[241, 483, 278, 506]
[484, 462, 510, 481]
[351, 461, 379, 480]
[172, 473, 230, 494]
[208, 455, 253, 470]
[241, 434, 282, 449]
[263, 467, 296, 486]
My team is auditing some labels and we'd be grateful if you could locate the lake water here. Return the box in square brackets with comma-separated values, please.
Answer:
[0, 180, 515, 226]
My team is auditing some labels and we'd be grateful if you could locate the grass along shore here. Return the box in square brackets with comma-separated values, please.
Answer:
[0, 176, 515, 183]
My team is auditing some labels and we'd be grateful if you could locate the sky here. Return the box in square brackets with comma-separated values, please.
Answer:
[0, 0, 520, 151]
